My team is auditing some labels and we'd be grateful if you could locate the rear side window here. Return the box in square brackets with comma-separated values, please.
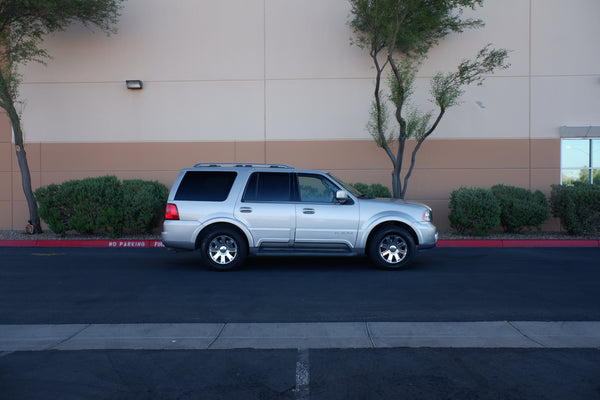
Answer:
[243, 172, 292, 202]
[174, 171, 237, 201]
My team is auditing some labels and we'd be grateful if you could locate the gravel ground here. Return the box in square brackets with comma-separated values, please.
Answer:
[1, 229, 598, 241]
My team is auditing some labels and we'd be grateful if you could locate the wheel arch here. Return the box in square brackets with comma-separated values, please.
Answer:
[195, 221, 251, 251]
[365, 221, 419, 256]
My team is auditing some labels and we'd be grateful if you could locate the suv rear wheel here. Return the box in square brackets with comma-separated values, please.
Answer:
[200, 227, 247, 270]
[368, 227, 415, 270]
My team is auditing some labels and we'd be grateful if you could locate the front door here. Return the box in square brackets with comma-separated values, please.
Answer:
[294, 173, 359, 248]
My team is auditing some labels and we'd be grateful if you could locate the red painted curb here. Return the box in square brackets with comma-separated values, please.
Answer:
[0, 240, 165, 248]
[436, 240, 503, 248]
[0, 239, 599, 248]
[500, 239, 600, 248]
[437, 239, 600, 248]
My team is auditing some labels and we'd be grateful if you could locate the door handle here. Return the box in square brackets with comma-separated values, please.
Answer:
[240, 207, 252, 213]
[302, 208, 315, 214]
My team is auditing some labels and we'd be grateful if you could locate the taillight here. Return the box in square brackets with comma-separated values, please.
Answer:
[165, 203, 180, 220]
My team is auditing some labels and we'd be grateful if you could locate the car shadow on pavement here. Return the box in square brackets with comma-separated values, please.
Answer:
[162, 250, 433, 273]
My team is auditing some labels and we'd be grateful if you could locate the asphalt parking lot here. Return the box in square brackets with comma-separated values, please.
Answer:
[2, 348, 599, 399]
[1, 246, 599, 399]
[1, 247, 599, 323]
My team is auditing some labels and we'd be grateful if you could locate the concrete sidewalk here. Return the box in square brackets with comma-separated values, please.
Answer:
[2, 321, 599, 352]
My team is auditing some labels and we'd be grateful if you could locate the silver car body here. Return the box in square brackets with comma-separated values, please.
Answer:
[162, 165, 438, 256]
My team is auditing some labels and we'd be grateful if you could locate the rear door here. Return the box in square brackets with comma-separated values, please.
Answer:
[234, 171, 295, 247]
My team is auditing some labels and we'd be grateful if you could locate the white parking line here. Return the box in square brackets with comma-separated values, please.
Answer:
[294, 348, 310, 400]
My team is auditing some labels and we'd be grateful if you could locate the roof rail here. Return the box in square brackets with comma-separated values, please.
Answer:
[193, 163, 293, 169]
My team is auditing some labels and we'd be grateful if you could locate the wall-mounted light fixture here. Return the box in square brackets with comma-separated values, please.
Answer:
[126, 80, 143, 90]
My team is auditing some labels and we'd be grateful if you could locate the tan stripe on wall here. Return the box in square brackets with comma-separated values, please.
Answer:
[2, 138, 560, 230]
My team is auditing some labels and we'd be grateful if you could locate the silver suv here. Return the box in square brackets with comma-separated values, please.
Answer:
[162, 163, 437, 270]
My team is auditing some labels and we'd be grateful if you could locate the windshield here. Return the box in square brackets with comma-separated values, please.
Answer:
[327, 173, 374, 199]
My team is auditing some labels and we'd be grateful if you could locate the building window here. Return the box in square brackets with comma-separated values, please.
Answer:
[561, 139, 600, 185]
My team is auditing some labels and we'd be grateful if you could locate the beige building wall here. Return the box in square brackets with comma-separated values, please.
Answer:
[3, 0, 599, 230]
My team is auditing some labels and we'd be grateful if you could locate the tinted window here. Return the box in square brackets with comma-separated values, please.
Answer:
[298, 174, 338, 203]
[175, 171, 237, 201]
[243, 172, 292, 202]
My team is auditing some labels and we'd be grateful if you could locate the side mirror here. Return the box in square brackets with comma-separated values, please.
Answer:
[336, 190, 349, 204]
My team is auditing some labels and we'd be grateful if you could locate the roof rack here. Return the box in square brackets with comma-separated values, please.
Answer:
[193, 163, 293, 169]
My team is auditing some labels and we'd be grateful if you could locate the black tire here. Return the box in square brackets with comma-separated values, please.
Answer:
[368, 227, 415, 270]
[200, 227, 247, 270]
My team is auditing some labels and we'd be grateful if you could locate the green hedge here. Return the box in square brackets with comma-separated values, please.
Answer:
[550, 183, 600, 235]
[491, 184, 549, 233]
[448, 187, 501, 236]
[122, 179, 170, 232]
[351, 182, 392, 198]
[35, 176, 168, 237]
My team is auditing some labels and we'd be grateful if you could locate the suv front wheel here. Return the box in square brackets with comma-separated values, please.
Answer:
[200, 227, 247, 270]
[368, 227, 415, 270]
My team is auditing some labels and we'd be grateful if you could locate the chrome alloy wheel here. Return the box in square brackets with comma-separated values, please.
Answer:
[208, 235, 238, 265]
[377, 234, 408, 264]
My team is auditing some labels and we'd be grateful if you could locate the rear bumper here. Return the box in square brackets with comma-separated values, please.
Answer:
[161, 221, 200, 250]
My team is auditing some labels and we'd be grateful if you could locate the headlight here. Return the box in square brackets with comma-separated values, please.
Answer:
[422, 209, 432, 222]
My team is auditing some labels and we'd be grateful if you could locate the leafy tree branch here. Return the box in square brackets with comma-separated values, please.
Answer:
[0, 0, 124, 233]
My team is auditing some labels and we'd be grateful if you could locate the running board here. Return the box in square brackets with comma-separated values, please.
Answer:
[251, 246, 362, 257]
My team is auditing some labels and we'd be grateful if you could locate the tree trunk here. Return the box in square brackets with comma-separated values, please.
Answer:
[392, 115, 407, 199]
[392, 135, 406, 199]
[371, 51, 399, 198]
[1, 95, 42, 232]
[400, 108, 445, 200]
[14, 143, 42, 233]
[391, 165, 402, 199]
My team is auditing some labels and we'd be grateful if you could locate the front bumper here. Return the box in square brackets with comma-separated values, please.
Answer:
[417, 223, 438, 250]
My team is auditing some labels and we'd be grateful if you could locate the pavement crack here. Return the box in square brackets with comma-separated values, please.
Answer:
[206, 323, 226, 349]
[45, 324, 92, 350]
[365, 322, 376, 348]
[506, 321, 546, 348]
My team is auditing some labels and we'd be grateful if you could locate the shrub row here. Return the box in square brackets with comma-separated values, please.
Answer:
[449, 185, 549, 236]
[448, 187, 502, 236]
[491, 184, 550, 234]
[550, 183, 600, 235]
[35, 176, 168, 237]
[351, 182, 392, 198]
